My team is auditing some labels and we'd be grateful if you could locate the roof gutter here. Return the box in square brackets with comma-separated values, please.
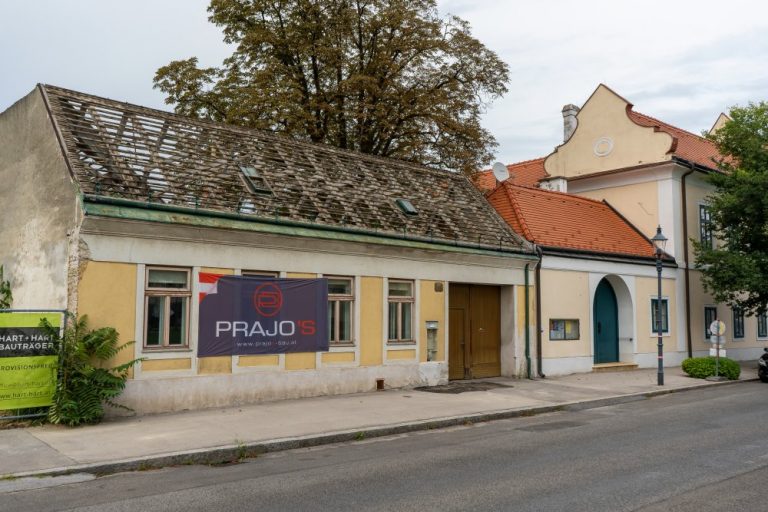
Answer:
[539, 246, 677, 267]
[82, 194, 538, 260]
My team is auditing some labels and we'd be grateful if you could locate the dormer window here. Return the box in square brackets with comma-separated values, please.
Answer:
[239, 165, 273, 195]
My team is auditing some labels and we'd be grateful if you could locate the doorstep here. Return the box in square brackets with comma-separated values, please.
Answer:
[592, 361, 639, 372]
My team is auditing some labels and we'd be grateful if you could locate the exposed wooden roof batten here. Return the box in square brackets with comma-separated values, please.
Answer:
[41, 85, 529, 254]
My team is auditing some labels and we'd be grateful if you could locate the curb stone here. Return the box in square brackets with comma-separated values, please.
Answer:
[3, 377, 757, 480]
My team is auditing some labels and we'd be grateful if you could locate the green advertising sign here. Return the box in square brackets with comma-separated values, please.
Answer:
[0, 312, 62, 410]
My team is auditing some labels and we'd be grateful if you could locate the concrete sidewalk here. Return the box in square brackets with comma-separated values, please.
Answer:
[0, 366, 757, 479]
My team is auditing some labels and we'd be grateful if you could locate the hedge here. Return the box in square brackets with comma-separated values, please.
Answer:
[681, 356, 740, 380]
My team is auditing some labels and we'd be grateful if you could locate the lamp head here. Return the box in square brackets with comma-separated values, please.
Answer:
[651, 225, 667, 254]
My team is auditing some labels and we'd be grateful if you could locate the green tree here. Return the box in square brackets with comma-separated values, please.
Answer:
[695, 101, 768, 315]
[153, 0, 509, 174]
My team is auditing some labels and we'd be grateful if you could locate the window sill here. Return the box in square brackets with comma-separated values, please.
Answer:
[387, 341, 416, 346]
[329, 342, 356, 348]
[142, 347, 192, 353]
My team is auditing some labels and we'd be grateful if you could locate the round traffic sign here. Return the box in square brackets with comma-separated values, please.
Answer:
[709, 320, 726, 337]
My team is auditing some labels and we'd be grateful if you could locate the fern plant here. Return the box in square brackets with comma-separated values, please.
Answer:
[41, 315, 141, 426]
[0, 265, 11, 309]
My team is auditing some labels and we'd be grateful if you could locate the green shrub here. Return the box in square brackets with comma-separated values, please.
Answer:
[41, 315, 141, 426]
[682, 356, 740, 380]
[0, 265, 11, 309]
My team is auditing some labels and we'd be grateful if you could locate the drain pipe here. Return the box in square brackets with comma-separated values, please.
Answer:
[680, 164, 696, 358]
[524, 263, 532, 379]
[535, 246, 545, 378]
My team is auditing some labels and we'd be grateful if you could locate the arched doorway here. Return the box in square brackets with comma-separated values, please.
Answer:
[593, 278, 619, 363]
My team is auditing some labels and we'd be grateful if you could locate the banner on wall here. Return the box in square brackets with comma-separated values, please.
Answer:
[198, 275, 329, 356]
[0, 312, 62, 411]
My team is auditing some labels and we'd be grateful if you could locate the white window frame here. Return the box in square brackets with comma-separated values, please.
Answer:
[144, 266, 191, 350]
[327, 276, 355, 345]
[241, 270, 280, 278]
[387, 279, 415, 344]
[650, 297, 670, 335]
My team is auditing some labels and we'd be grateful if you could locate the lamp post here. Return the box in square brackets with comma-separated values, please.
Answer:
[651, 225, 668, 386]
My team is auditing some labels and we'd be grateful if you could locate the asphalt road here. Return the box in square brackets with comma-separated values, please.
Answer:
[3, 382, 767, 512]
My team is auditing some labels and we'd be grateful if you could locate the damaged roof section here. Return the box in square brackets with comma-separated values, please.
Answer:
[41, 85, 530, 254]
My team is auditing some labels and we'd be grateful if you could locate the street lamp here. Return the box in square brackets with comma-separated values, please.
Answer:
[651, 225, 668, 386]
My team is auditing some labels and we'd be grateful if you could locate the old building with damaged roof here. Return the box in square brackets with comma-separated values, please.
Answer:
[0, 85, 537, 414]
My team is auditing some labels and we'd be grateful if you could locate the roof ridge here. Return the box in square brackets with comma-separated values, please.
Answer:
[503, 185, 535, 242]
[507, 156, 547, 168]
[504, 182, 610, 207]
[630, 109, 714, 144]
[40, 84, 465, 181]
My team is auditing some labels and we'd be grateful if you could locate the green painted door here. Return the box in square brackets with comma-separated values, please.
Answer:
[593, 279, 619, 364]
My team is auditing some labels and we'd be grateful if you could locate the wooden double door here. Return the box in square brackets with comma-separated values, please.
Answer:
[448, 284, 501, 380]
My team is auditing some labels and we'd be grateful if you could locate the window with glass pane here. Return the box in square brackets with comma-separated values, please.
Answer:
[388, 280, 414, 342]
[704, 307, 717, 340]
[759, 311, 768, 339]
[144, 268, 190, 348]
[699, 205, 713, 248]
[733, 307, 745, 339]
[328, 277, 354, 344]
[651, 298, 669, 334]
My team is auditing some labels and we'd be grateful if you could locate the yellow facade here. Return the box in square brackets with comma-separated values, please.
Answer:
[142, 358, 191, 371]
[387, 349, 416, 360]
[359, 276, 384, 367]
[322, 352, 355, 363]
[540, 269, 591, 358]
[635, 277, 677, 354]
[418, 280, 446, 362]
[544, 85, 674, 178]
[77, 261, 137, 377]
[198, 356, 232, 374]
[577, 181, 659, 238]
[238, 355, 280, 367]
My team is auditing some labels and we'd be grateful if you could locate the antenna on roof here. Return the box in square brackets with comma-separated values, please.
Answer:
[491, 162, 508, 183]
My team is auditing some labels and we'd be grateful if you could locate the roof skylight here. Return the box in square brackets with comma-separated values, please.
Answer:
[239, 165, 273, 195]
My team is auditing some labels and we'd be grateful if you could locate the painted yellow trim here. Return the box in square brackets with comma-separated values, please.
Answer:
[142, 358, 192, 371]
[321, 352, 355, 363]
[238, 355, 280, 367]
[197, 356, 232, 374]
[286, 272, 317, 278]
[200, 267, 234, 275]
[285, 352, 316, 370]
[359, 277, 384, 366]
[387, 349, 416, 360]
[77, 261, 137, 378]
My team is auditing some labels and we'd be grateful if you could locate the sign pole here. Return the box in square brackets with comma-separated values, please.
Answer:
[707, 319, 727, 382]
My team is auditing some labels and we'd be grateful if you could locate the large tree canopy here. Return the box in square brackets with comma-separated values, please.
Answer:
[695, 101, 768, 315]
[153, 0, 509, 174]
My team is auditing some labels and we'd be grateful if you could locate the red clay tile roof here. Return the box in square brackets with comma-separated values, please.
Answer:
[628, 110, 722, 170]
[473, 157, 549, 191]
[487, 183, 657, 259]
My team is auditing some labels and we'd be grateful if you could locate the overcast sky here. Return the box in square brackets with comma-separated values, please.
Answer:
[2, 0, 767, 164]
